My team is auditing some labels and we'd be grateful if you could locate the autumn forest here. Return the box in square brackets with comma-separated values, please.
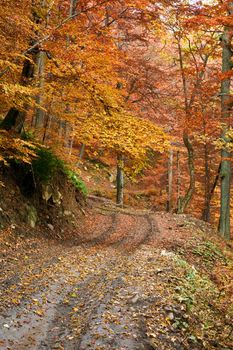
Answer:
[0, 0, 232, 237]
[1, 1, 233, 349]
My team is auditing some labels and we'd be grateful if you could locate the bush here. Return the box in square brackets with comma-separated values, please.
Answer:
[32, 147, 87, 196]
[21, 131, 35, 141]
[32, 148, 63, 183]
[65, 170, 88, 197]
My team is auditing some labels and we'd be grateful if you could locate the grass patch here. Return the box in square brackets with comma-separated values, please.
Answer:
[173, 255, 233, 348]
[192, 241, 226, 264]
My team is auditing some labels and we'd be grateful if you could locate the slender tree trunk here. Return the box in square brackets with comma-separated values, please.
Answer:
[67, 0, 78, 76]
[202, 163, 221, 221]
[175, 29, 210, 214]
[176, 150, 182, 211]
[32, 1, 47, 131]
[219, 7, 233, 239]
[79, 143, 85, 160]
[33, 50, 46, 128]
[58, 0, 77, 149]
[202, 142, 211, 222]
[166, 149, 173, 212]
[42, 114, 52, 143]
[177, 36, 195, 213]
[210, 164, 221, 202]
[64, 121, 70, 148]
[69, 134, 74, 156]
[42, 99, 53, 143]
[116, 154, 124, 206]
[178, 133, 195, 213]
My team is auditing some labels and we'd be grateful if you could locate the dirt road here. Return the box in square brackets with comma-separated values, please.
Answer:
[0, 203, 231, 350]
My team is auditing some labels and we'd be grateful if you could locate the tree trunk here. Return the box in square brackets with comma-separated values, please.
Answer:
[166, 149, 173, 212]
[68, 0, 77, 42]
[177, 36, 195, 214]
[1, 108, 25, 133]
[33, 50, 46, 128]
[60, 0, 77, 148]
[1, 1, 44, 134]
[219, 7, 233, 239]
[1, 57, 35, 133]
[177, 133, 195, 213]
[42, 114, 52, 143]
[79, 143, 86, 160]
[176, 150, 182, 212]
[202, 163, 221, 222]
[219, 147, 231, 239]
[116, 154, 124, 206]
[69, 134, 74, 156]
[202, 142, 211, 222]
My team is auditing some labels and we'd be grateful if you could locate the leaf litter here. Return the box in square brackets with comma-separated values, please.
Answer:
[0, 204, 233, 349]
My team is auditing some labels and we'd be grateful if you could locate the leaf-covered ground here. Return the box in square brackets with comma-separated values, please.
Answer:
[0, 198, 233, 350]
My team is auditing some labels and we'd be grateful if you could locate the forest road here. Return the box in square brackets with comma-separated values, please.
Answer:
[0, 207, 189, 350]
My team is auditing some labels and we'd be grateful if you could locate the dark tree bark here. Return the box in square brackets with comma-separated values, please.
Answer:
[1, 57, 35, 133]
[166, 149, 173, 212]
[202, 163, 221, 222]
[116, 154, 124, 206]
[1, 0, 41, 133]
[177, 133, 195, 214]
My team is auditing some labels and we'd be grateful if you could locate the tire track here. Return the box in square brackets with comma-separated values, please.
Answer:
[0, 206, 165, 350]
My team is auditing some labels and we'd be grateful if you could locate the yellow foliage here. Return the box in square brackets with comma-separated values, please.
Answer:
[0, 131, 37, 165]
[75, 109, 169, 175]
[213, 128, 233, 152]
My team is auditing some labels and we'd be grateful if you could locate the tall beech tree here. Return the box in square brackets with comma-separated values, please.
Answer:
[186, 0, 232, 237]
[219, 2, 233, 239]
